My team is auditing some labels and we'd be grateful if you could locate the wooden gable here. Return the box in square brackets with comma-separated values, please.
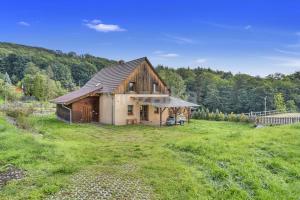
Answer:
[114, 60, 169, 94]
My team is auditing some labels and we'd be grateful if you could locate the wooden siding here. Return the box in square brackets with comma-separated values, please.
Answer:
[114, 61, 169, 94]
[71, 96, 99, 123]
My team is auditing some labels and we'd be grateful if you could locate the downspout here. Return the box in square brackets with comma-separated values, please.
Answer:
[62, 104, 72, 124]
[111, 94, 115, 125]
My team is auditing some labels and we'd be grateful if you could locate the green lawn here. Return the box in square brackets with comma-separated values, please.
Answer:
[0, 115, 299, 199]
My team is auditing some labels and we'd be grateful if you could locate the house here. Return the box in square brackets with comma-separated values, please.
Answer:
[52, 57, 198, 126]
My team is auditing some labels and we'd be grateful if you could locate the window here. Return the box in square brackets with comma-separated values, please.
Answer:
[154, 107, 159, 114]
[128, 105, 134, 115]
[153, 83, 157, 93]
[128, 82, 135, 92]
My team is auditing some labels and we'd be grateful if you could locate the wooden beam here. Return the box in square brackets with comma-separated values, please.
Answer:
[187, 107, 190, 123]
[159, 107, 167, 127]
[174, 107, 178, 126]
[160, 107, 162, 127]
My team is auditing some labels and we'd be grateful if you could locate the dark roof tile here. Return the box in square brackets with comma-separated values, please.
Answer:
[52, 57, 147, 104]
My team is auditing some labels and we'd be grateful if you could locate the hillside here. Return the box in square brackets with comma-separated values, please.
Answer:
[0, 42, 116, 88]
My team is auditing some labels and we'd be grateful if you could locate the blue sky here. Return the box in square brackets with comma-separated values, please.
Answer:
[1, 0, 300, 76]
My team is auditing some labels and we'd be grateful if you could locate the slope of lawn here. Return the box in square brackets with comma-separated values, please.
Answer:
[0, 115, 299, 199]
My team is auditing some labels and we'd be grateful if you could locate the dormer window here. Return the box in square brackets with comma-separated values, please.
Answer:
[129, 82, 135, 92]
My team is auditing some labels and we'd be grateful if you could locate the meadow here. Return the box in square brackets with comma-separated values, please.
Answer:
[0, 115, 299, 199]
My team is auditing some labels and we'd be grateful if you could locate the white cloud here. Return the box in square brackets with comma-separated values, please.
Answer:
[18, 21, 30, 26]
[160, 53, 179, 58]
[244, 25, 252, 30]
[153, 50, 164, 54]
[275, 48, 300, 56]
[164, 34, 195, 44]
[153, 50, 179, 58]
[195, 58, 207, 63]
[91, 19, 102, 24]
[84, 19, 126, 32]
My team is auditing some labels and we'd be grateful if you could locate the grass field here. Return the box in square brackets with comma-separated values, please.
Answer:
[0, 115, 299, 200]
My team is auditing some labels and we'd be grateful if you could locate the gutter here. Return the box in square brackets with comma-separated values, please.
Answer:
[62, 104, 72, 124]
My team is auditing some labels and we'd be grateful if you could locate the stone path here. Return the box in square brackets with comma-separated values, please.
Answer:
[0, 164, 25, 188]
[47, 164, 153, 200]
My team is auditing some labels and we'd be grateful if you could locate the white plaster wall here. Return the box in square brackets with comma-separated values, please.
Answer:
[114, 94, 140, 125]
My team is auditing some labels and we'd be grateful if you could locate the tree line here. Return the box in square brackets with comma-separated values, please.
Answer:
[0, 42, 299, 114]
[157, 66, 300, 113]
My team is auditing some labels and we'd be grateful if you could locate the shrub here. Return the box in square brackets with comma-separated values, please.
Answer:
[192, 108, 252, 124]
[235, 114, 241, 122]
[16, 116, 32, 130]
[240, 113, 250, 123]
[228, 112, 236, 122]
[4, 105, 34, 118]
[219, 112, 225, 121]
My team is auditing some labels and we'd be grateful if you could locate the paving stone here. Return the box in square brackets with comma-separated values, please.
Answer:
[0, 164, 25, 188]
[47, 164, 153, 200]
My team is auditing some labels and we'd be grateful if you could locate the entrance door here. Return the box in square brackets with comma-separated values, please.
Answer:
[82, 105, 92, 122]
[140, 105, 149, 121]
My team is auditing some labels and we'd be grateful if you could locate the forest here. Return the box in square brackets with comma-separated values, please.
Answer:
[0, 42, 299, 114]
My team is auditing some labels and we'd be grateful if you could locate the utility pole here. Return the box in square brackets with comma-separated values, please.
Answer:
[264, 96, 267, 116]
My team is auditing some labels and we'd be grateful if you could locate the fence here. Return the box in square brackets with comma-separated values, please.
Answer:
[256, 116, 300, 125]
[244, 110, 285, 117]
[0, 101, 56, 116]
[243, 109, 300, 126]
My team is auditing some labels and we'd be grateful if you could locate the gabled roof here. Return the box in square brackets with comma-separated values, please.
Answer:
[52, 57, 164, 104]
[83, 57, 148, 93]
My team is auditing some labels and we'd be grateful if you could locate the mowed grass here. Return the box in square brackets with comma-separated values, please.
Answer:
[0, 115, 299, 200]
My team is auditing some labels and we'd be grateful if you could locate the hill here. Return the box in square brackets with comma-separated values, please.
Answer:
[0, 42, 116, 88]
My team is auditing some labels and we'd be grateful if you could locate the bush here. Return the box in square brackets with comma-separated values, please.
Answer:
[192, 108, 252, 123]
[228, 112, 236, 122]
[4, 106, 34, 118]
[16, 116, 32, 130]
[219, 112, 225, 121]
[240, 113, 250, 123]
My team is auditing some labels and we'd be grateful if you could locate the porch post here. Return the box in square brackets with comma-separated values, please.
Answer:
[174, 107, 178, 126]
[187, 107, 190, 123]
[160, 107, 162, 127]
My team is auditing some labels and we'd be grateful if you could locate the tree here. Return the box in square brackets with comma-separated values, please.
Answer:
[286, 100, 298, 112]
[50, 63, 74, 89]
[24, 62, 40, 75]
[71, 62, 97, 86]
[1, 54, 28, 84]
[274, 93, 286, 111]
[22, 72, 66, 101]
[4, 72, 12, 85]
[158, 68, 186, 99]
[22, 74, 35, 96]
